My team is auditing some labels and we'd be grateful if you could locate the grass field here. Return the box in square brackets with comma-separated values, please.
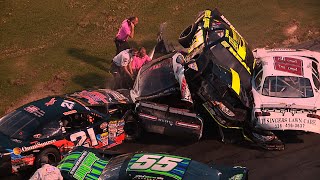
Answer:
[1, 0, 320, 115]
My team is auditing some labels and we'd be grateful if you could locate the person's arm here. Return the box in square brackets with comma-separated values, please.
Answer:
[123, 65, 133, 79]
[129, 61, 133, 75]
[129, 22, 135, 38]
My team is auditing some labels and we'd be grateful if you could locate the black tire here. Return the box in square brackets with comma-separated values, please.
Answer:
[35, 147, 61, 168]
[178, 24, 196, 48]
[124, 115, 143, 142]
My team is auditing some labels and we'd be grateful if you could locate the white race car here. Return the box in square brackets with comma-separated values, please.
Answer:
[251, 48, 320, 134]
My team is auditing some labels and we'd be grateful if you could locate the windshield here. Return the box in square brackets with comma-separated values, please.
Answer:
[0, 110, 41, 140]
[133, 57, 178, 98]
[262, 76, 314, 98]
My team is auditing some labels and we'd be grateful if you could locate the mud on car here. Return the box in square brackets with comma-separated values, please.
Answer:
[0, 95, 125, 175]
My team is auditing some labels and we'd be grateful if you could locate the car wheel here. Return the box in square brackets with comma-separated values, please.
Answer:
[178, 25, 196, 48]
[35, 147, 61, 168]
[124, 115, 143, 142]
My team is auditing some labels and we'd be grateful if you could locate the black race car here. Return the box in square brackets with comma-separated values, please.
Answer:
[57, 147, 248, 180]
[0, 95, 126, 175]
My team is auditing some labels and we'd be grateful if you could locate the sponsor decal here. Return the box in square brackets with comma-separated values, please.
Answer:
[100, 122, 108, 130]
[175, 121, 200, 130]
[73, 90, 111, 105]
[21, 139, 56, 152]
[45, 98, 57, 106]
[101, 89, 128, 102]
[273, 56, 303, 76]
[63, 110, 77, 115]
[133, 175, 164, 180]
[24, 105, 45, 117]
[259, 117, 317, 130]
[13, 147, 22, 155]
[99, 132, 109, 146]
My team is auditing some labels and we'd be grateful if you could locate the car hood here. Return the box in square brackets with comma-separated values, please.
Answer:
[0, 132, 20, 148]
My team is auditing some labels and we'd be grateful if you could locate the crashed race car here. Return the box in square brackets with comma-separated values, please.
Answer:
[65, 9, 283, 150]
[0, 95, 125, 175]
[119, 9, 283, 150]
[57, 147, 248, 180]
[251, 48, 320, 143]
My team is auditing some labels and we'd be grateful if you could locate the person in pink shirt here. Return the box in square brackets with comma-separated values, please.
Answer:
[131, 47, 151, 76]
[114, 16, 139, 54]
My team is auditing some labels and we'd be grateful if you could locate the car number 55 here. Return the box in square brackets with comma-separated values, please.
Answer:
[130, 154, 183, 172]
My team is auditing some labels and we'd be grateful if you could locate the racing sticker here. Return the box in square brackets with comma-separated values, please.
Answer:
[127, 153, 191, 180]
[273, 56, 303, 76]
[258, 116, 320, 133]
[58, 150, 108, 180]
[45, 98, 57, 106]
[24, 105, 45, 117]
[70, 90, 110, 105]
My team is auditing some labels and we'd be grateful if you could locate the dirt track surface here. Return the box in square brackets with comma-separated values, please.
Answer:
[112, 132, 320, 180]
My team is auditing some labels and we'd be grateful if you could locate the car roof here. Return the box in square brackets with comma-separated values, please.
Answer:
[16, 96, 92, 123]
[254, 48, 320, 78]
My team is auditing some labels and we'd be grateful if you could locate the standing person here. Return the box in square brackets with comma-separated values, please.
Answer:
[111, 48, 137, 89]
[114, 16, 139, 54]
[29, 156, 63, 180]
[131, 47, 151, 76]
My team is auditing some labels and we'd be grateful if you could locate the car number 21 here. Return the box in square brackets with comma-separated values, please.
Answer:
[70, 128, 98, 147]
[130, 154, 183, 172]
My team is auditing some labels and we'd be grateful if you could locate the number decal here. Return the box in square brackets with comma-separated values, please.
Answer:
[70, 128, 98, 147]
[128, 154, 191, 180]
[130, 154, 160, 170]
[61, 100, 75, 110]
[70, 131, 86, 146]
[130, 155, 183, 171]
[151, 156, 184, 171]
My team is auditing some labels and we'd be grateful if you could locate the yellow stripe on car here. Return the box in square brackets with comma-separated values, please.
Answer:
[203, 10, 211, 28]
[230, 68, 240, 95]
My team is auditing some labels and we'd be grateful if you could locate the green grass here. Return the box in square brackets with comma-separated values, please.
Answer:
[0, 0, 320, 115]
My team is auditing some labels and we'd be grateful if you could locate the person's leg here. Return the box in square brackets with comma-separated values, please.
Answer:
[114, 38, 122, 55]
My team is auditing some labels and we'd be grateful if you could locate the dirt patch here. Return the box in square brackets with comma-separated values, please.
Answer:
[5, 71, 69, 114]
[281, 20, 320, 47]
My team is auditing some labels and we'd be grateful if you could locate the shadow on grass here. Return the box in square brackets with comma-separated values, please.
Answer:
[68, 48, 110, 72]
[72, 72, 114, 89]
